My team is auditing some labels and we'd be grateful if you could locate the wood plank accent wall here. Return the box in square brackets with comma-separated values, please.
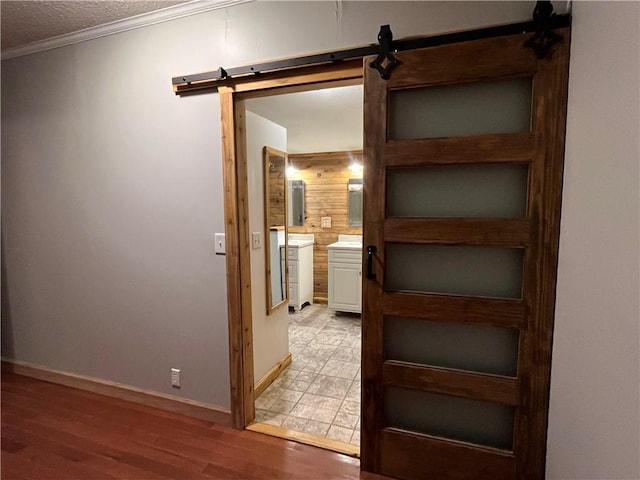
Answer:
[288, 150, 363, 302]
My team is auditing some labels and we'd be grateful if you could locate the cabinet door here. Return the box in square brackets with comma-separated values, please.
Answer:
[329, 262, 361, 312]
[288, 260, 299, 283]
[289, 283, 299, 306]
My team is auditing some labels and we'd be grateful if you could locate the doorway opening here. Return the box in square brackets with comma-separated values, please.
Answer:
[243, 84, 365, 456]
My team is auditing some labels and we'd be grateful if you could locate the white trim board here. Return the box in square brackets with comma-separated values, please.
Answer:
[1, 0, 254, 61]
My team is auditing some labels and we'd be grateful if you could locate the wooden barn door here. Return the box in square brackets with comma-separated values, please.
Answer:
[360, 29, 570, 480]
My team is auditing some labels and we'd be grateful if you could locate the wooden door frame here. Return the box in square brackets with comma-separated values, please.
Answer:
[219, 60, 363, 429]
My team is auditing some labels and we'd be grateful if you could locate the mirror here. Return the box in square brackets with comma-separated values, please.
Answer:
[288, 180, 305, 226]
[264, 147, 288, 314]
[348, 178, 363, 227]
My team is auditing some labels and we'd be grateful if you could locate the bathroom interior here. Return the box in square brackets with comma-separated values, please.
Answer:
[244, 84, 364, 452]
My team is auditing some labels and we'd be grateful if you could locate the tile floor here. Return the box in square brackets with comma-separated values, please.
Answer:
[255, 304, 361, 446]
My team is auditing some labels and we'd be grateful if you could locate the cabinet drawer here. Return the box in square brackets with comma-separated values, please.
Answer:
[288, 260, 299, 283]
[329, 249, 361, 264]
[288, 247, 299, 261]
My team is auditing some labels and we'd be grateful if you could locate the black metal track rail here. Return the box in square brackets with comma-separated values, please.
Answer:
[172, 13, 570, 86]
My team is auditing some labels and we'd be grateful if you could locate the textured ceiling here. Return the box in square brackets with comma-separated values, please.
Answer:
[1, 0, 190, 50]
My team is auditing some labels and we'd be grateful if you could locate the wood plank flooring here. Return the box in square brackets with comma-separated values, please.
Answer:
[1, 373, 386, 480]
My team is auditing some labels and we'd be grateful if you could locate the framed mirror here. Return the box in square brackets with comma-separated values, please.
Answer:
[263, 146, 288, 314]
[288, 180, 305, 226]
[348, 178, 364, 227]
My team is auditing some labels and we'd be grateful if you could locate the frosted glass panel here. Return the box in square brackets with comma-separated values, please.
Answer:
[386, 244, 523, 299]
[385, 387, 514, 449]
[387, 164, 528, 218]
[389, 78, 532, 139]
[385, 316, 518, 376]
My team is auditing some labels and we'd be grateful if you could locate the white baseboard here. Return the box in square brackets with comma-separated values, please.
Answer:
[1, 358, 231, 426]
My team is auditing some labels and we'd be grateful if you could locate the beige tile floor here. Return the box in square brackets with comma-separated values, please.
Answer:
[255, 304, 361, 445]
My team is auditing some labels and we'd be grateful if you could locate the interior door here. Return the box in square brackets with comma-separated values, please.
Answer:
[361, 30, 570, 480]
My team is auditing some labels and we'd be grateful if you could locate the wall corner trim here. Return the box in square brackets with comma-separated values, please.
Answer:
[1, 358, 231, 426]
[1, 0, 254, 61]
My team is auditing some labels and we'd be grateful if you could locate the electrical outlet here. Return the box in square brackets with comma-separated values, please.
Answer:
[321, 217, 331, 228]
[171, 368, 181, 388]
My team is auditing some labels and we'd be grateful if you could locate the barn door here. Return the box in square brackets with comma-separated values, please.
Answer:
[361, 29, 570, 480]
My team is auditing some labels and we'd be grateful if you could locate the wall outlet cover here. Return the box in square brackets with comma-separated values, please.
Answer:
[321, 217, 332, 228]
[171, 368, 181, 388]
[214, 233, 226, 255]
[251, 231, 262, 249]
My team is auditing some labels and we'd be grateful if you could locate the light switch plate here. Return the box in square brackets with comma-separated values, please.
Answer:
[321, 217, 332, 228]
[252, 232, 262, 249]
[214, 233, 226, 255]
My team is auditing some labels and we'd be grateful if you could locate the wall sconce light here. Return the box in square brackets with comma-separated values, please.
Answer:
[286, 165, 298, 177]
[349, 163, 364, 176]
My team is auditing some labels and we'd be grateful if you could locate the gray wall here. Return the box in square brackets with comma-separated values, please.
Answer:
[0, 32, 230, 406]
[2, 2, 638, 478]
[547, 2, 640, 478]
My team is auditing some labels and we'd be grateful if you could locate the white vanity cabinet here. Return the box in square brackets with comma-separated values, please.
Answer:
[328, 235, 363, 314]
[287, 234, 314, 311]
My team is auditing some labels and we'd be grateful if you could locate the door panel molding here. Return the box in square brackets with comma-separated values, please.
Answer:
[383, 292, 526, 328]
[383, 218, 531, 246]
[382, 361, 520, 406]
[386, 34, 537, 89]
[380, 429, 516, 480]
[385, 133, 536, 166]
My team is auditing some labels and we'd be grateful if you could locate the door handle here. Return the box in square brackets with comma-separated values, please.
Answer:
[366, 245, 377, 280]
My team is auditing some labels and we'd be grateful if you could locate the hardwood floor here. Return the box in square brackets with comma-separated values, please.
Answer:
[1, 373, 385, 480]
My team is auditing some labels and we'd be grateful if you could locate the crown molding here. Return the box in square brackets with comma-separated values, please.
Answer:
[1, 0, 253, 61]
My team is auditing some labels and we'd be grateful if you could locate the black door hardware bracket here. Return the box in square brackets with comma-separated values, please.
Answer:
[524, 0, 563, 59]
[369, 25, 400, 80]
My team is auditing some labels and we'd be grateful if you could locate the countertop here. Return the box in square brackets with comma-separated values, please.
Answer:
[327, 241, 363, 250]
[287, 239, 314, 248]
